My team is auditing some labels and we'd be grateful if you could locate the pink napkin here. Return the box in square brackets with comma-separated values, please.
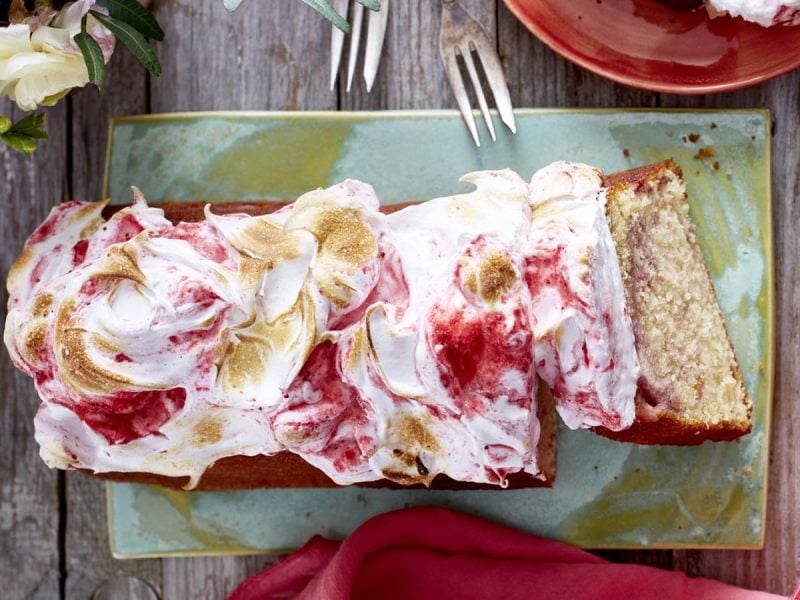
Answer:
[230, 506, 794, 600]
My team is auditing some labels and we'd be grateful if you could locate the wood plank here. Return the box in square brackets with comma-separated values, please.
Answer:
[340, 0, 497, 110]
[162, 556, 277, 599]
[150, 0, 336, 112]
[69, 50, 149, 201]
[64, 476, 164, 600]
[63, 46, 163, 600]
[0, 99, 67, 599]
[666, 71, 800, 596]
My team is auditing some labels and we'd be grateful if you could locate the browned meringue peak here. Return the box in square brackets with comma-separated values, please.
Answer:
[203, 209, 320, 402]
[281, 180, 385, 316]
[215, 288, 318, 401]
[460, 248, 519, 306]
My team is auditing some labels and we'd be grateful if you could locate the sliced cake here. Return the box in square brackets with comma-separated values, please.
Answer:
[596, 160, 751, 444]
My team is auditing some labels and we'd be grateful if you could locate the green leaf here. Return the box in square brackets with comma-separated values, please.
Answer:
[1, 132, 38, 155]
[74, 29, 106, 89]
[302, 0, 350, 33]
[0, 116, 11, 135]
[7, 112, 47, 139]
[0, 112, 47, 155]
[90, 10, 161, 76]
[356, 0, 381, 11]
[96, 0, 165, 41]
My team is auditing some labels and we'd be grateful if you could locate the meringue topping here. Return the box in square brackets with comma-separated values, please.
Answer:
[5, 165, 640, 488]
[525, 162, 639, 431]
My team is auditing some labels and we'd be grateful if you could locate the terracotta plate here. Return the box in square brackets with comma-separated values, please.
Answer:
[503, 0, 800, 93]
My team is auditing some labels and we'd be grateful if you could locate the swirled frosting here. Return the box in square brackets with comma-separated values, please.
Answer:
[526, 162, 638, 431]
[4, 165, 639, 488]
[5, 181, 385, 487]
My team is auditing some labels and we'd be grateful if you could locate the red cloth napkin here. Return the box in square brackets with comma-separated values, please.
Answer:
[230, 507, 794, 600]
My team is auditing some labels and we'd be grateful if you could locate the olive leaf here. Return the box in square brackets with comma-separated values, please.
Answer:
[223, 1, 382, 33]
[302, 0, 350, 32]
[90, 10, 161, 76]
[74, 16, 106, 89]
[357, 0, 381, 10]
[96, 0, 165, 41]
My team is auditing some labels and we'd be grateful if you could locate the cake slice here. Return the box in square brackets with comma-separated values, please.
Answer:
[596, 160, 751, 444]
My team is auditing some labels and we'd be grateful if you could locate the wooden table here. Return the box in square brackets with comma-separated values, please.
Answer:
[1, 1, 798, 598]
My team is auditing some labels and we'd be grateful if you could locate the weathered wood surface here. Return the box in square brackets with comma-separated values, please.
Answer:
[1, 99, 65, 600]
[0, 0, 798, 597]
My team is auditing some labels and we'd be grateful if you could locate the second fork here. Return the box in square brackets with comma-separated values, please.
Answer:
[330, 0, 390, 92]
[439, 0, 516, 146]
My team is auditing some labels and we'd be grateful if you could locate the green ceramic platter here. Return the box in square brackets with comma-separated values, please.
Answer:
[103, 109, 772, 557]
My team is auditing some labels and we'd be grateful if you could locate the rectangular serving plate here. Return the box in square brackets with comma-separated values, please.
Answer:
[103, 109, 772, 557]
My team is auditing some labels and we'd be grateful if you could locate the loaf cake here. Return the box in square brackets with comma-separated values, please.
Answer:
[596, 160, 751, 443]
[3, 160, 750, 491]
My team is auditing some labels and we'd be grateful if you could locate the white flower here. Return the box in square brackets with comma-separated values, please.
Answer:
[0, 1, 115, 111]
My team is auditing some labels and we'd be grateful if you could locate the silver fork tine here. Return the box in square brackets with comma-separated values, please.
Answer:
[330, 0, 349, 90]
[442, 50, 481, 147]
[346, 3, 365, 92]
[461, 43, 496, 142]
[363, 0, 390, 92]
[439, 0, 516, 145]
[470, 34, 516, 134]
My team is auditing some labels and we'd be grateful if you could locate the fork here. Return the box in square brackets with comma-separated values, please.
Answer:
[330, 0, 390, 92]
[439, 0, 516, 146]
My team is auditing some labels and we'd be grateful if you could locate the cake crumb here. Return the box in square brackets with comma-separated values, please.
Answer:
[623, 148, 630, 158]
[694, 147, 715, 159]
[742, 467, 752, 477]
[688, 133, 700, 143]
[713, 161, 720, 171]
[710, 122, 717, 129]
